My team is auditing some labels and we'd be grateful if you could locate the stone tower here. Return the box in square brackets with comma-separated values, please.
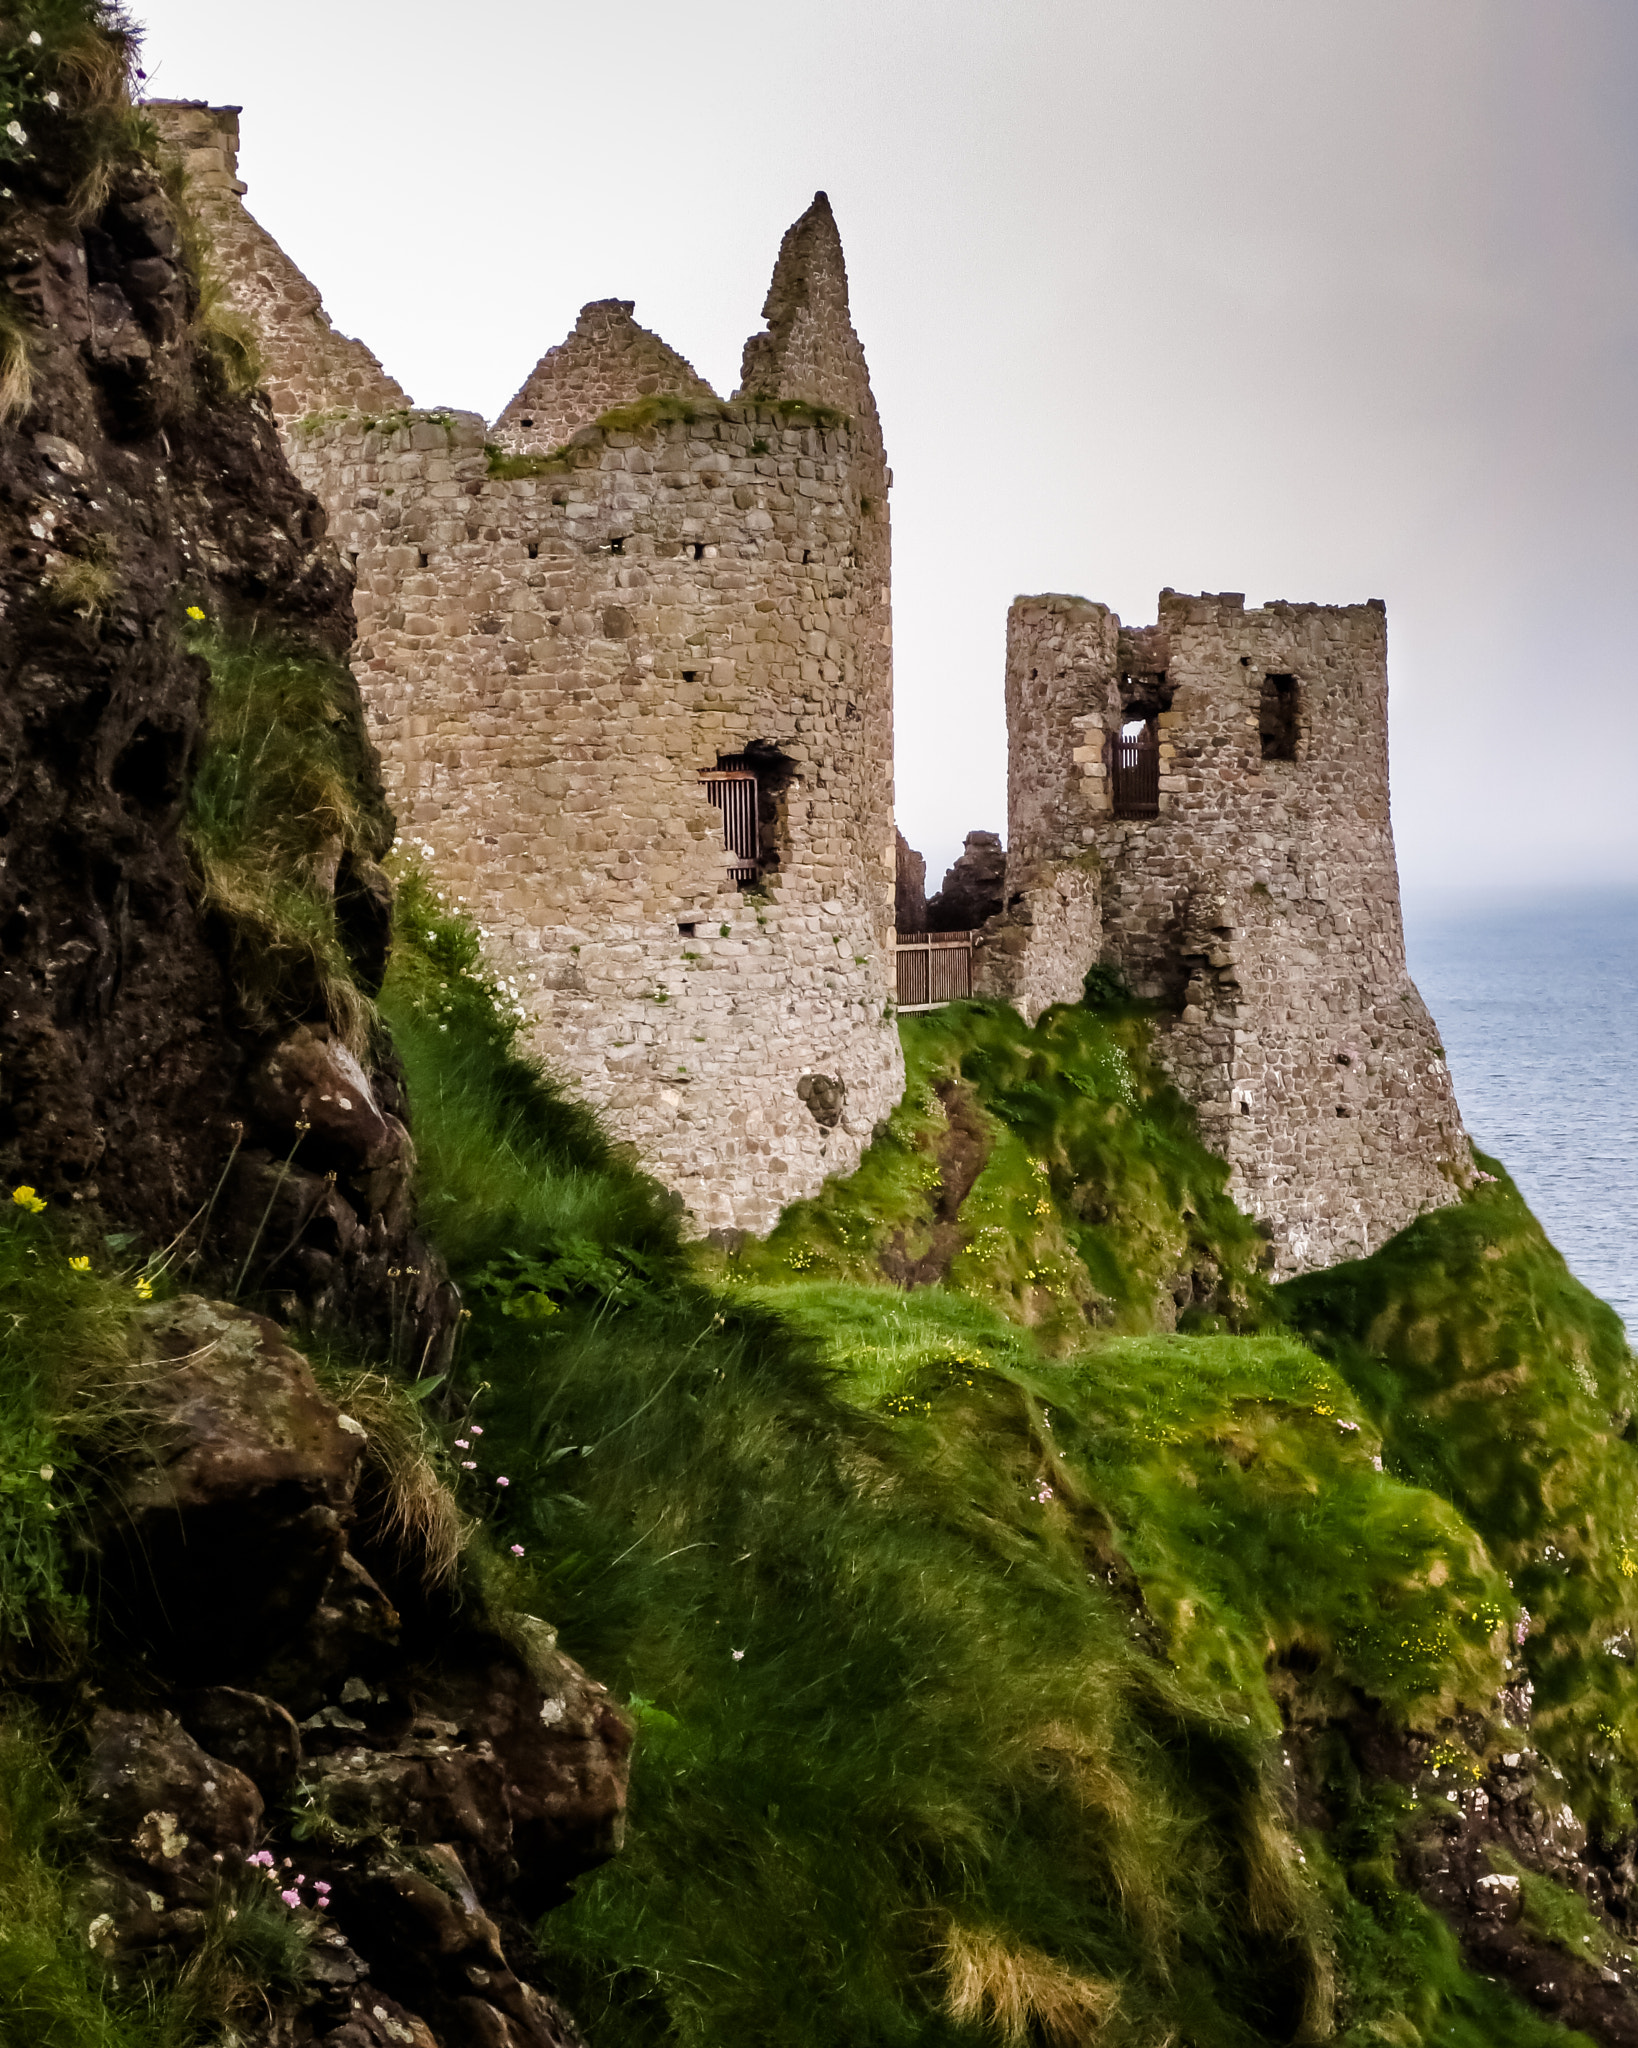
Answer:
[151, 104, 902, 1237]
[991, 587, 1471, 1274]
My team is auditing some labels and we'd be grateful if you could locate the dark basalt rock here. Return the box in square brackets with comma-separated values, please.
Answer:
[79, 1297, 631, 2044]
[0, 136, 452, 1365]
[2, 94, 626, 2046]
[927, 828, 1006, 932]
[100, 1298, 366, 1675]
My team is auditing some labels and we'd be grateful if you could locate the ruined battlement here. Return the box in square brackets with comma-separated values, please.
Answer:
[992, 585, 1469, 1272]
[149, 101, 406, 422]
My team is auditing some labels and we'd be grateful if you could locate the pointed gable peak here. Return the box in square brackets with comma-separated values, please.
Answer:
[493, 297, 717, 454]
[736, 191, 877, 429]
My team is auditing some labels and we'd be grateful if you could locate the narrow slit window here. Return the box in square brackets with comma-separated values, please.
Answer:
[1260, 673, 1299, 760]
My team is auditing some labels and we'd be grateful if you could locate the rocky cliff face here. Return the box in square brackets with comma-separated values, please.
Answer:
[0, 23, 628, 2044]
[0, 40, 446, 1352]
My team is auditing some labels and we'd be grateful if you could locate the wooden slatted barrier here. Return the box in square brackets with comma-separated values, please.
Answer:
[700, 769, 760, 882]
[894, 931, 974, 1010]
[1111, 722, 1160, 819]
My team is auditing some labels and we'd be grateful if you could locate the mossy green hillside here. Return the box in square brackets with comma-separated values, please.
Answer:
[726, 998, 1270, 1341]
[377, 886, 1608, 2047]
[1281, 1166, 1638, 1830]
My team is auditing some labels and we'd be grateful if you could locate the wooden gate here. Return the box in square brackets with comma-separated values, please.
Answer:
[895, 932, 974, 1010]
[1110, 723, 1160, 819]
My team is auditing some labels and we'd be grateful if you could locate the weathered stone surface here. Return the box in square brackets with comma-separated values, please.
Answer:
[84, 1707, 263, 1904]
[178, 1685, 304, 1796]
[927, 829, 1006, 931]
[84, 1305, 629, 2040]
[105, 1299, 366, 1672]
[334, 1845, 588, 2048]
[493, 298, 718, 457]
[144, 100, 408, 422]
[894, 830, 927, 933]
[993, 590, 1471, 1274]
[250, 1022, 409, 1171]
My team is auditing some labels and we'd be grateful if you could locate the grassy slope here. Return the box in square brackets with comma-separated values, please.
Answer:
[378, 896, 1629, 2047]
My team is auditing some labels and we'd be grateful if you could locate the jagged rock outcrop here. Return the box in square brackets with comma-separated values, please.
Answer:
[894, 829, 926, 933]
[1, 40, 627, 2046]
[0, 79, 449, 1357]
[79, 1299, 630, 2047]
[927, 828, 1006, 931]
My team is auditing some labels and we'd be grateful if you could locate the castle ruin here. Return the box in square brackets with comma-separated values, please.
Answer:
[154, 102, 901, 1239]
[154, 100, 1469, 1273]
[978, 590, 1470, 1272]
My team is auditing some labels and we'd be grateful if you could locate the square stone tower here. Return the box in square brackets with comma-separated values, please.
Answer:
[996, 588, 1471, 1273]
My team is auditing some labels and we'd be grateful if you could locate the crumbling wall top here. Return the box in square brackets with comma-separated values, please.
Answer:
[146, 99, 409, 424]
[491, 298, 718, 455]
[737, 192, 879, 443]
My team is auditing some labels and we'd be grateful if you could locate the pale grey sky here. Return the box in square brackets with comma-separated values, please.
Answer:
[135, 0, 1637, 896]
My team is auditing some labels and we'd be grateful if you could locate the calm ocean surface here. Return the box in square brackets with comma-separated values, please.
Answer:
[1402, 890, 1638, 1340]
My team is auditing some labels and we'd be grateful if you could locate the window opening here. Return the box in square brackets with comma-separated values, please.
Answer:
[700, 767, 760, 885]
[1109, 719, 1160, 819]
[521, 415, 535, 427]
[692, 542, 705, 560]
[609, 536, 625, 554]
[1260, 673, 1298, 760]
[526, 541, 539, 560]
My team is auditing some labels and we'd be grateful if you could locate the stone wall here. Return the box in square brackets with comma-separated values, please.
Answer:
[1003, 588, 1470, 1274]
[149, 102, 407, 422]
[493, 299, 718, 455]
[153, 105, 902, 1237]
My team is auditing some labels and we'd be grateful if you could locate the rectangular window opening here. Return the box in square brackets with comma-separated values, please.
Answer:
[700, 767, 760, 886]
[1109, 719, 1160, 819]
[1260, 673, 1299, 760]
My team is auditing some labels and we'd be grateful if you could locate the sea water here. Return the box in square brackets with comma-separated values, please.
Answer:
[1403, 889, 1638, 1340]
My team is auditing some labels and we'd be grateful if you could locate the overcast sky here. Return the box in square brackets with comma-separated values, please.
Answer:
[134, 0, 1636, 897]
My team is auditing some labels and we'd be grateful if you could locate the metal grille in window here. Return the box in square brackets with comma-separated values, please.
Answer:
[701, 769, 759, 882]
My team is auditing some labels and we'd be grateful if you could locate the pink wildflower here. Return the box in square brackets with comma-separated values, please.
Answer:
[470, 1425, 484, 1437]
[496, 1476, 510, 1488]
[510, 1543, 525, 1557]
[281, 1888, 301, 1908]
[461, 1460, 476, 1469]
[454, 1438, 470, 1449]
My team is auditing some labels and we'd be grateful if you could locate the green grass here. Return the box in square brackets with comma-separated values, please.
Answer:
[0, 1196, 146, 1663]
[378, 890, 1595, 2047]
[1279, 1165, 1638, 1828]
[184, 625, 391, 1051]
[485, 441, 569, 479]
[724, 1000, 1271, 1343]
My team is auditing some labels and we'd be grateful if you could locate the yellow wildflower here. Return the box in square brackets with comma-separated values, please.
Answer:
[185, 605, 206, 621]
[68, 1255, 90, 1271]
[134, 1275, 154, 1301]
[11, 1186, 46, 1214]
